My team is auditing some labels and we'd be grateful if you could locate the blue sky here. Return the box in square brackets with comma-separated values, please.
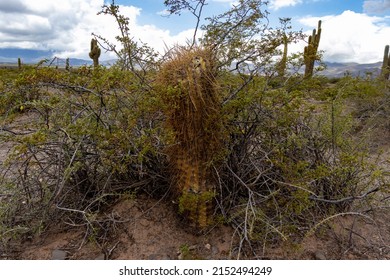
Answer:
[0, 0, 390, 63]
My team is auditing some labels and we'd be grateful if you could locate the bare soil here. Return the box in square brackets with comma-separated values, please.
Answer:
[17, 196, 235, 260]
[10, 195, 390, 260]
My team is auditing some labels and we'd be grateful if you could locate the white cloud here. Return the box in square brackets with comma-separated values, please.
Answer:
[211, 0, 237, 2]
[298, 10, 390, 63]
[4, 1, 388, 65]
[364, 0, 390, 14]
[156, 9, 171, 16]
[0, 0, 194, 60]
[269, 0, 303, 10]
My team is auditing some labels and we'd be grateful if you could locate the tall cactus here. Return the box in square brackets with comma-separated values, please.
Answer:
[381, 45, 390, 80]
[89, 38, 101, 68]
[304, 20, 322, 78]
[156, 46, 224, 229]
[65, 58, 70, 71]
[277, 33, 288, 77]
[18, 57, 22, 70]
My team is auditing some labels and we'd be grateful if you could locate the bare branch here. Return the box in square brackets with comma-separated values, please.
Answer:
[309, 187, 380, 204]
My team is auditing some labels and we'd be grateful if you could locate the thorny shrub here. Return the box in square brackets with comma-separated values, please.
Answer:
[0, 65, 169, 252]
[215, 74, 389, 258]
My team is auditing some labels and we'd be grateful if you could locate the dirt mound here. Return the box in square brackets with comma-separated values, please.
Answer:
[17, 196, 234, 260]
[9, 194, 388, 260]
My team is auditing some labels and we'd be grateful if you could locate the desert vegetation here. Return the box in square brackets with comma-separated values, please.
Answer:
[0, 0, 389, 259]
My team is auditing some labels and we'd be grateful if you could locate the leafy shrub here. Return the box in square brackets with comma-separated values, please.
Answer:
[0, 66, 168, 248]
[214, 74, 388, 257]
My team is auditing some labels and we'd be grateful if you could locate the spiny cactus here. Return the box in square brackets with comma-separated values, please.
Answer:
[381, 45, 390, 80]
[156, 46, 224, 229]
[18, 57, 22, 70]
[277, 33, 288, 77]
[89, 38, 101, 68]
[65, 58, 70, 71]
[304, 20, 322, 78]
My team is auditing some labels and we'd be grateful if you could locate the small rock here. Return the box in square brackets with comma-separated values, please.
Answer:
[212, 246, 220, 255]
[51, 249, 67, 260]
[189, 245, 197, 251]
[347, 253, 355, 260]
[314, 251, 326, 260]
[148, 254, 172, 260]
[205, 244, 211, 250]
[95, 254, 105, 260]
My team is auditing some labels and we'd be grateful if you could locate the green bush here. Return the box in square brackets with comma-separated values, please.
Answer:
[214, 73, 388, 257]
[0, 66, 168, 247]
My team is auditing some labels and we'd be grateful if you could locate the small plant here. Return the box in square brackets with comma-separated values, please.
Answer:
[178, 244, 202, 260]
[178, 244, 192, 259]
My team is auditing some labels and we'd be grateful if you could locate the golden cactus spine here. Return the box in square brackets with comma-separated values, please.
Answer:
[304, 20, 322, 78]
[157, 47, 224, 229]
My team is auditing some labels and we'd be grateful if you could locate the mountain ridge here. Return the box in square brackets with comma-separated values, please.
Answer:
[0, 55, 383, 78]
[320, 61, 382, 77]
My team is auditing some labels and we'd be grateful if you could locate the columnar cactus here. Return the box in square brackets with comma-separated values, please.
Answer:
[65, 58, 70, 71]
[277, 33, 288, 77]
[89, 38, 101, 68]
[18, 57, 22, 70]
[381, 45, 390, 80]
[156, 46, 224, 229]
[304, 20, 322, 78]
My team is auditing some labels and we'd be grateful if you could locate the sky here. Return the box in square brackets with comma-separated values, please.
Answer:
[0, 0, 390, 63]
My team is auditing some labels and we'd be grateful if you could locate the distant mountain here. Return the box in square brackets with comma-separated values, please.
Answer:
[0, 47, 383, 77]
[0, 57, 117, 67]
[318, 61, 382, 78]
[0, 48, 117, 66]
[43, 57, 117, 67]
[0, 48, 54, 63]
